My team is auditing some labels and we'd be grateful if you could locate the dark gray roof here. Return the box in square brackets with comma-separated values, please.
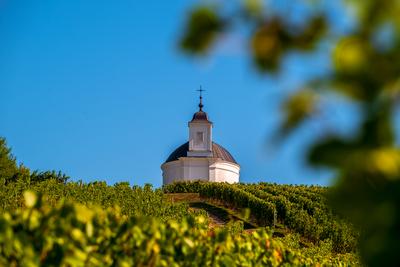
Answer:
[165, 142, 237, 164]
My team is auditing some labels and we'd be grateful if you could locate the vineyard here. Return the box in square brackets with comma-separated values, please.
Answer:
[0, 178, 193, 222]
[0, 178, 361, 266]
[164, 182, 357, 254]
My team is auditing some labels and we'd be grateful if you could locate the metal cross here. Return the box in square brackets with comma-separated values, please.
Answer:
[197, 86, 205, 111]
[197, 86, 205, 97]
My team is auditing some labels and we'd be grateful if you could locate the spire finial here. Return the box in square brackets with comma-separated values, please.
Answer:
[197, 86, 205, 111]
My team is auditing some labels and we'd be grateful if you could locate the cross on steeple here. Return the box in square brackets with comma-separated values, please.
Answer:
[197, 86, 205, 111]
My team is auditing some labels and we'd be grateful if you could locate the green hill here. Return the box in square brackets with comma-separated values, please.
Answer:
[0, 178, 360, 266]
[164, 182, 357, 253]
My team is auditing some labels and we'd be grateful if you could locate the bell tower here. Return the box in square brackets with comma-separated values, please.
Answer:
[187, 87, 213, 157]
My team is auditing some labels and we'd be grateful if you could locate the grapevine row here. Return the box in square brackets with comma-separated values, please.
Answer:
[163, 181, 357, 253]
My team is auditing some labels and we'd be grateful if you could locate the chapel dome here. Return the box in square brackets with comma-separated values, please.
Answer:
[165, 142, 237, 164]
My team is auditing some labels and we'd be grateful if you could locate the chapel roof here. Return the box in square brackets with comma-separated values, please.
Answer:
[190, 87, 212, 123]
[191, 111, 211, 122]
[164, 142, 237, 164]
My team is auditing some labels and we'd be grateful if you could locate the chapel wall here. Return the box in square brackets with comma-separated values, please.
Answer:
[161, 158, 210, 185]
[210, 161, 240, 184]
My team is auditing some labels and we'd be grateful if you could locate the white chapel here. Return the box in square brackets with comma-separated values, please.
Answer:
[161, 91, 240, 185]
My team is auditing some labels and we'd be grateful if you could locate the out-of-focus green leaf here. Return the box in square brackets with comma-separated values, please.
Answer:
[308, 137, 356, 169]
[280, 89, 318, 135]
[250, 15, 327, 72]
[333, 37, 368, 73]
[24, 191, 37, 208]
[292, 15, 327, 51]
[180, 6, 225, 54]
[242, 0, 264, 18]
[250, 18, 288, 72]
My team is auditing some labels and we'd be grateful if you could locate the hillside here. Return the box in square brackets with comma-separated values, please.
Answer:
[163, 182, 357, 253]
[0, 178, 360, 266]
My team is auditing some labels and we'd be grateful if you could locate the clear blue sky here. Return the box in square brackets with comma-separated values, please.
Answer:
[0, 0, 360, 187]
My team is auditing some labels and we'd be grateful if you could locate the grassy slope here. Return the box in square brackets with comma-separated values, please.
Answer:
[166, 193, 283, 234]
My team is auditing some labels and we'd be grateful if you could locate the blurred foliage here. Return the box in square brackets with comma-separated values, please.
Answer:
[250, 15, 326, 72]
[280, 89, 318, 135]
[179, 0, 400, 266]
[277, 233, 360, 265]
[180, 6, 225, 54]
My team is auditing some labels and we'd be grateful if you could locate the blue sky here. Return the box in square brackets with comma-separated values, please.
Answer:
[0, 0, 360, 187]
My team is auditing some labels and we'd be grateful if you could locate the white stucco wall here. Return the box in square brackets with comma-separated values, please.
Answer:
[161, 157, 240, 185]
[209, 161, 240, 184]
